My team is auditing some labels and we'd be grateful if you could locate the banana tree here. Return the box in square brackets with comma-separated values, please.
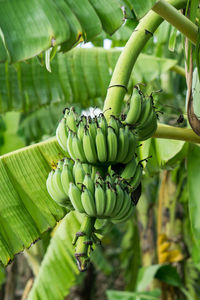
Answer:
[1, 0, 200, 299]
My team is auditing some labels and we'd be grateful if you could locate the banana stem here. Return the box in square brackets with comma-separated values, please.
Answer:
[103, 0, 187, 120]
[153, 123, 200, 143]
[152, 0, 198, 45]
[170, 65, 185, 77]
[74, 215, 95, 272]
[102, 121, 200, 144]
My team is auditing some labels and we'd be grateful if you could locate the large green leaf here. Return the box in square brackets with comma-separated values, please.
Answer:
[0, 48, 178, 114]
[0, 0, 123, 63]
[28, 211, 81, 300]
[154, 138, 185, 166]
[131, 0, 157, 20]
[0, 137, 67, 266]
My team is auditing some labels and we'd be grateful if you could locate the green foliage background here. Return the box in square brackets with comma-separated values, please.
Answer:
[0, 0, 200, 299]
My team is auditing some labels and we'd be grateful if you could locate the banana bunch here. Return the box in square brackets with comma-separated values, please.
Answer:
[124, 89, 158, 141]
[47, 159, 135, 224]
[56, 107, 137, 165]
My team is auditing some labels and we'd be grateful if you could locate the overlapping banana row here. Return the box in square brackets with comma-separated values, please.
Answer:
[124, 89, 158, 141]
[56, 107, 137, 165]
[46, 158, 139, 224]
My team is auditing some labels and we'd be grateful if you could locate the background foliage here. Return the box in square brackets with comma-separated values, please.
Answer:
[0, 0, 200, 299]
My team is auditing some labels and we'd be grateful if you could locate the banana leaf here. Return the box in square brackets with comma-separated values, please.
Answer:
[27, 211, 82, 300]
[0, 137, 67, 266]
[0, 0, 123, 63]
[0, 48, 178, 114]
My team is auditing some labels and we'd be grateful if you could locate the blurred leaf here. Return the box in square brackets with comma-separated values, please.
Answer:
[192, 68, 200, 119]
[133, 54, 177, 83]
[90, 246, 113, 275]
[18, 103, 65, 144]
[155, 265, 182, 287]
[0, 112, 25, 155]
[187, 144, 200, 241]
[120, 219, 141, 290]
[0, 266, 5, 287]
[136, 264, 161, 292]
[28, 211, 81, 300]
[106, 289, 161, 300]
[190, 0, 199, 22]
[0, 0, 123, 63]
[168, 27, 177, 52]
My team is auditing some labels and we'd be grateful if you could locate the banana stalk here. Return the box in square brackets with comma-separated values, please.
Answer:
[73, 216, 96, 272]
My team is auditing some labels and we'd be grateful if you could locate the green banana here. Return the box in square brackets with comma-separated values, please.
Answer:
[137, 98, 152, 127]
[129, 164, 143, 190]
[115, 127, 129, 163]
[136, 112, 157, 141]
[52, 168, 67, 199]
[66, 107, 78, 132]
[108, 115, 120, 136]
[88, 116, 98, 140]
[72, 133, 87, 162]
[73, 160, 79, 178]
[94, 172, 104, 188]
[122, 129, 137, 164]
[67, 130, 76, 160]
[57, 159, 64, 171]
[98, 113, 108, 135]
[120, 158, 137, 180]
[83, 174, 95, 196]
[56, 118, 68, 152]
[92, 167, 102, 182]
[95, 127, 107, 163]
[81, 187, 96, 217]
[65, 157, 74, 172]
[104, 183, 117, 217]
[81, 115, 87, 127]
[74, 161, 85, 187]
[95, 182, 106, 217]
[68, 182, 85, 213]
[125, 89, 142, 125]
[110, 184, 124, 218]
[111, 191, 132, 222]
[83, 129, 98, 164]
[107, 126, 118, 163]
[61, 162, 74, 195]
[111, 205, 135, 224]
[47, 169, 70, 207]
[77, 120, 85, 140]
[82, 163, 92, 175]
[46, 171, 66, 205]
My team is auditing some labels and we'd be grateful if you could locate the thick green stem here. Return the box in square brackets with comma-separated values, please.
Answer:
[153, 123, 200, 143]
[103, 0, 187, 119]
[152, 0, 198, 45]
[74, 215, 95, 272]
